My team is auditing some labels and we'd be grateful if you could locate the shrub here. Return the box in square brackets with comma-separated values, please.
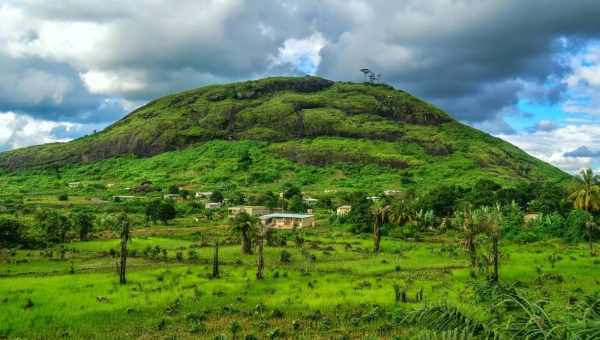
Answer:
[280, 250, 292, 263]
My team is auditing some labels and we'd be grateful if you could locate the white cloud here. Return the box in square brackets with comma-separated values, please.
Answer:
[0, 112, 77, 150]
[270, 32, 328, 74]
[497, 124, 600, 173]
[562, 43, 600, 116]
[80, 70, 146, 95]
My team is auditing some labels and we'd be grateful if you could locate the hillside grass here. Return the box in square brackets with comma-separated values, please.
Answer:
[1, 222, 597, 339]
[0, 137, 569, 202]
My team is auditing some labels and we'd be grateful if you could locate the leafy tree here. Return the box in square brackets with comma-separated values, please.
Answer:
[282, 183, 301, 200]
[230, 212, 258, 255]
[466, 179, 501, 207]
[419, 185, 464, 217]
[72, 211, 94, 241]
[228, 191, 247, 205]
[288, 195, 305, 213]
[145, 199, 162, 224]
[257, 191, 278, 211]
[564, 209, 592, 243]
[57, 193, 69, 201]
[345, 192, 371, 233]
[158, 200, 177, 225]
[210, 191, 224, 203]
[530, 181, 569, 215]
[569, 168, 600, 255]
[0, 218, 25, 248]
[37, 209, 72, 244]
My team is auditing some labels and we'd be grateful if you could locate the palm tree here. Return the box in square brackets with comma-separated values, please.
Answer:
[370, 201, 391, 253]
[569, 168, 600, 256]
[230, 212, 258, 255]
[389, 200, 412, 226]
[475, 206, 503, 283]
[452, 206, 479, 268]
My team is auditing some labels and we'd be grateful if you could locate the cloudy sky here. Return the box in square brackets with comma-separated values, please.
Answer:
[2, 0, 600, 173]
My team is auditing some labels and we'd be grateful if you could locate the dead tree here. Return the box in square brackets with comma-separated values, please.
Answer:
[117, 213, 131, 285]
[256, 226, 265, 280]
[212, 240, 220, 278]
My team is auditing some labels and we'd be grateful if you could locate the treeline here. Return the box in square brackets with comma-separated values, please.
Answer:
[335, 178, 596, 244]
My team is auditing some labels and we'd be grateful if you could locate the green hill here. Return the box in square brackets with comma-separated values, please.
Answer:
[0, 76, 569, 192]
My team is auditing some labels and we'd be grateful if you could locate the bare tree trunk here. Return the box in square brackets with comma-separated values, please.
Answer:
[373, 218, 381, 253]
[491, 236, 499, 283]
[468, 237, 477, 268]
[119, 224, 129, 285]
[242, 227, 252, 254]
[256, 233, 264, 280]
[590, 226, 596, 257]
[212, 240, 220, 278]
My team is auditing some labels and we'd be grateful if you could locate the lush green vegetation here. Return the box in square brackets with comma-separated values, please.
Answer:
[2, 76, 597, 339]
[0, 165, 599, 339]
[0, 77, 568, 189]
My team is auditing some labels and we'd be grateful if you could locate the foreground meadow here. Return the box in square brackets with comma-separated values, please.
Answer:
[1, 223, 598, 339]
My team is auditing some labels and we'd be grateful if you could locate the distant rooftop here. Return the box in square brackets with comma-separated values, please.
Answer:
[260, 213, 313, 219]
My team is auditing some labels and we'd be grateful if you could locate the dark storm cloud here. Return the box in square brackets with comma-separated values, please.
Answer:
[317, 0, 600, 123]
[3, 0, 600, 128]
[0, 55, 123, 123]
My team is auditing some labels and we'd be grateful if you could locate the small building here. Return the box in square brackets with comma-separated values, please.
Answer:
[366, 196, 381, 201]
[228, 205, 269, 217]
[336, 205, 352, 216]
[260, 213, 315, 229]
[163, 194, 180, 200]
[205, 202, 222, 209]
[524, 213, 539, 224]
[112, 195, 137, 201]
[383, 190, 404, 198]
[195, 191, 213, 199]
[68, 182, 81, 188]
[303, 197, 319, 206]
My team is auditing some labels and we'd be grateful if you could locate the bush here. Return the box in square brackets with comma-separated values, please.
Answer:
[280, 250, 292, 263]
[0, 218, 25, 248]
[57, 193, 69, 201]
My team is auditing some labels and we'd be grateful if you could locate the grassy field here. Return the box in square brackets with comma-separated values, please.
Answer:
[1, 219, 598, 339]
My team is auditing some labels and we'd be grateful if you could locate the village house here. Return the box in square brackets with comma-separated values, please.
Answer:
[259, 213, 315, 229]
[336, 205, 352, 216]
[163, 193, 180, 200]
[228, 205, 269, 217]
[195, 191, 213, 199]
[205, 202, 222, 209]
[366, 196, 381, 201]
[68, 182, 81, 188]
[383, 190, 404, 197]
[523, 213, 539, 224]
